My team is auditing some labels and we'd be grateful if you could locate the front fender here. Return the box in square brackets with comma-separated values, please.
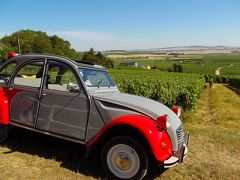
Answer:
[86, 115, 172, 162]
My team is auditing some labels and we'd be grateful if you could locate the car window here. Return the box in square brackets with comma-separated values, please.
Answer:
[0, 62, 17, 83]
[13, 61, 44, 88]
[47, 66, 60, 84]
[79, 68, 114, 87]
[47, 63, 81, 93]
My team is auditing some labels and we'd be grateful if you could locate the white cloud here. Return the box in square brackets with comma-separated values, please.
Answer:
[53, 30, 116, 41]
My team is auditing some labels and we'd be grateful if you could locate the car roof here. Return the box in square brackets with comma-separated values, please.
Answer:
[9, 54, 106, 70]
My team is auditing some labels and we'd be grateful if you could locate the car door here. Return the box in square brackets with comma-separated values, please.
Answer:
[9, 59, 46, 127]
[36, 60, 89, 140]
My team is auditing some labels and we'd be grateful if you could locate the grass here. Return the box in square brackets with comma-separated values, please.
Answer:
[0, 84, 240, 179]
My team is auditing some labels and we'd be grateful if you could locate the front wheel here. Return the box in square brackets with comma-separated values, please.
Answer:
[101, 136, 149, 180]
[0, 125, 9, 144]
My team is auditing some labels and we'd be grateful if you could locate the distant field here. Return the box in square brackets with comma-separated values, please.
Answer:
[107, 53, 168, 59]
[105, 49, 233, 56]
[107, 53, 240, 75]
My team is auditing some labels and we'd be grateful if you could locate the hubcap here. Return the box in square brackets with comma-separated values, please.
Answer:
[106, 144, 140, 179]
[114, 152, 132, 170]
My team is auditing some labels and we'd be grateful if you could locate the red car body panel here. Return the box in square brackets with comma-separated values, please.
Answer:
[0, 87, 29, 125]
[86, 115, 173, 162]
[0, 87, 9, 124]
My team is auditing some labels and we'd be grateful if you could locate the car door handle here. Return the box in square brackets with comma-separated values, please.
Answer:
[42, 93, 47, 96]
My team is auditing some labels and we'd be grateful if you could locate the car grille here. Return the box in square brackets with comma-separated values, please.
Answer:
[176, 125, 184, 145]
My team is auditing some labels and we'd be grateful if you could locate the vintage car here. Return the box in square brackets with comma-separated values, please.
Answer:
[0, 54, 189, 179]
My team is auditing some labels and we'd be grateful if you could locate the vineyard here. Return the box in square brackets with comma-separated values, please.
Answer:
[109, 69, 205, 110]
[107, 53, 240, 107]
[204, 74, 240, 88]
[109, 54, 240, 75]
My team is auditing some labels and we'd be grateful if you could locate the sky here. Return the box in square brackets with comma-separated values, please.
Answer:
[0, 0, 240, 51]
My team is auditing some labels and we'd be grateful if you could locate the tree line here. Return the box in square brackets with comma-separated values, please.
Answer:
[168, 63, 183, 73]
[0, 30, 114, 68]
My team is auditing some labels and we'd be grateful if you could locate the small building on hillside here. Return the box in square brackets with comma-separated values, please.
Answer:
[139, 65, 151, 69]
[215, 68, 221, 75]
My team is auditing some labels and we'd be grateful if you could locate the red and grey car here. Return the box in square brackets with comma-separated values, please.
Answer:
[0, 54, 189, 179]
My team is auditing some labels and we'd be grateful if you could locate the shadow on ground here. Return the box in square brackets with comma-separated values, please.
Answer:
[225, 84, 240, 95]
[3, 127, 105, 179]
[3, 127, 166, 180]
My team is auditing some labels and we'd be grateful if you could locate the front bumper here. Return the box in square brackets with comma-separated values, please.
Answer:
[164, 133, 190, 168]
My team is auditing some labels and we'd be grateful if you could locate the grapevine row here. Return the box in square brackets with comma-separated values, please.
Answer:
[110, 70, 205, 110]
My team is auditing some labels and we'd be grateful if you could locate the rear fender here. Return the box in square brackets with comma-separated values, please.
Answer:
[86, 115, 173, 162]
[0, 87, 9, 124]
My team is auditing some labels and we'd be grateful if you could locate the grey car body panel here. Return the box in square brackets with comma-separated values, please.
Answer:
[36, 91, 89, 140]
[10, 87, 39, 127]
[87, 86, 119, 94]
[92, 92, 182, 151]
[3, 55, 94, 142]
[34, 59, 91, 140]
[8, 54, 105, 70]
[86, 99, 105, 140]
[94, 100, 142, 124]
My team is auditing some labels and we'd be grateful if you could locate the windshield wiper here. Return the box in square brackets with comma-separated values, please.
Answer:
[97, 79, 103, 88]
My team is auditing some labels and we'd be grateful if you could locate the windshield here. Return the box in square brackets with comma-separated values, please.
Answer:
[79, 68, 115, 88]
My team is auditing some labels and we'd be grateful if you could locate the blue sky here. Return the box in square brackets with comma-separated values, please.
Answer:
[0, 0, 240, 51]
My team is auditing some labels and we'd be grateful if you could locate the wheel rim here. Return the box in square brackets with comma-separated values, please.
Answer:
[106, 144, 140, 179]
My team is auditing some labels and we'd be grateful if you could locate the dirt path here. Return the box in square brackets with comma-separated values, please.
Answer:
[0, 84, 240, 180]
[215, 64, 234, 75]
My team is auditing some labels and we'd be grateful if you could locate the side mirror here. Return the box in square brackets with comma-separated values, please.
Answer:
[4, 77, 10, 84]
[67, 82, 80, 93]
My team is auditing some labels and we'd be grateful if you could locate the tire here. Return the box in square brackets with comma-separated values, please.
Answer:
[0, 124, 9, 144]
[101, 136, 149, 180]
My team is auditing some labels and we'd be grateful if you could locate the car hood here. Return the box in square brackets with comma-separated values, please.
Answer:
[93, 92, 178, 119]
[93, 92, 183, 151]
